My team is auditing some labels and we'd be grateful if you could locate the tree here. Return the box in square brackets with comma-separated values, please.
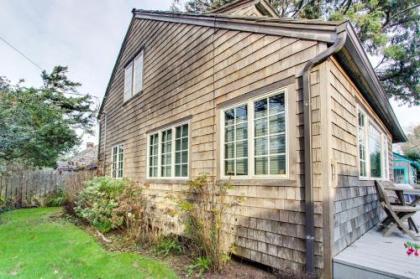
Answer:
[174, 0, 419, 106]
[0, 66, 95, 170]
[401, 124, 420, 161]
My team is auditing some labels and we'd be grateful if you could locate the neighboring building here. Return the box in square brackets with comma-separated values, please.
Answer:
[57, 142, 97, 171]
[393, 152, 419, 184]
[97, 0, 406, 277]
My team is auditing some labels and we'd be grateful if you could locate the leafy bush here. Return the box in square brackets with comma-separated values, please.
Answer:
[178, 175, 240, 273]
[154, 235, 183, 257]
[74, 176, 153, 241]
[75, 177, 126, 232]
[45, 189, 66, 207]
[187, 257, 211, 277]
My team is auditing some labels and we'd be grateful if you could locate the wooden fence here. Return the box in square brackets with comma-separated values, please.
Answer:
[0, 169, 97, 208]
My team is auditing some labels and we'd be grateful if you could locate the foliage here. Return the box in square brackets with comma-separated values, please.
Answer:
[0, 208, 178, 278]
[74, 176, 154, 242]
[45, 189, 66, 207]
[75, 177, 126, 232]
[187, 256, 211, 277]
[177, 175, 239, 273]
[154, 235, 184, 256]
[401, 124, 420, 162]
[0, 66, 95, 171]
[173, 0, 419, 106]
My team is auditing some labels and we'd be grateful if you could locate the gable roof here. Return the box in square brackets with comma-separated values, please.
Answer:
[208, 0, 279, 17]
[98, 9, 406, 143]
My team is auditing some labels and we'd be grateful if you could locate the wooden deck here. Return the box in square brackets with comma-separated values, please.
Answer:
[334, 211, 420, 279]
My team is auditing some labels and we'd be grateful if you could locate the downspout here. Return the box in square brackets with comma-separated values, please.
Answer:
[301, 30, 346, 275]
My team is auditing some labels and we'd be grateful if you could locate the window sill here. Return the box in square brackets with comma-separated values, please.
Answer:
[359, 177, 389, 181]
[145, 178, 189, 185]
[123, 90, 143, 106]
[216, 178, 296, 186]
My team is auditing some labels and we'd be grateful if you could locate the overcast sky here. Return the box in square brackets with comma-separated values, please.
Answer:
[1, 0, 418, 148]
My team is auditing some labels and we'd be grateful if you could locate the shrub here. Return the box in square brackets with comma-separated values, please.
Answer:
[75, 177, 126, 233]
[178, 175, 240, 273]
[154, 235, 183, 257]
[74, 176, 153, 241]
[45, 189, 66, 207]
[187, 256, 211, 277]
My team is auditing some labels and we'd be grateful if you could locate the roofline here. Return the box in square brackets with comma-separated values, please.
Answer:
[335, 23, 406, 142]
[209, 0, 279, 17]
[98, 13, 135, 117]
[133, 10, 339, 43]
[98, 10, 406, 143]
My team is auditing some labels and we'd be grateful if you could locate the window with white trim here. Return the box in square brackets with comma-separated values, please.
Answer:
[147, 122, 189, 179]
[124, 50, 144, 101]
[221, 90, 287, 178]
[111, 145, 124, 178]
[357, 108, 389, 179]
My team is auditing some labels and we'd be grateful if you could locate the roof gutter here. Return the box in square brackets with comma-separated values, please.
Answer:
[301, 29, 346, 275]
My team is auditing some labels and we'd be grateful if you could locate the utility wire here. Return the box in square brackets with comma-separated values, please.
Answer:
[0, 34, 43, 71]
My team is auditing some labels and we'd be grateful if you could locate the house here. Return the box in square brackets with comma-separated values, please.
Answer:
[57, 142, 97, 171]
[393, 152, 419, 184]
[97, 0, 406, 277]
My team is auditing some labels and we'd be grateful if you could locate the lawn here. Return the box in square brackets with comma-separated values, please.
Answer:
[0, 207, 178, 279]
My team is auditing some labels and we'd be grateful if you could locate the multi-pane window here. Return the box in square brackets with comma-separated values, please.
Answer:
[357, 108, 389, 179]
[111, 145, 124, 178]
[254, 94, 286, 175]
[394, 169, 405, 184]
[224, 105, 248, 176]
[175, 124, 189, 177]
[358, 112, 367, 177]
[369, 124, 382, 178]
[147, 122, 189, 179]
[222, 90, 287, 178]
[161, 129, 173, 177]
[148, 134, 159, 177]
[124, 50, 144, 101]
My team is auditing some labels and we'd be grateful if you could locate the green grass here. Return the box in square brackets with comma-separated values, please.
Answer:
[0, 208, 178, 279]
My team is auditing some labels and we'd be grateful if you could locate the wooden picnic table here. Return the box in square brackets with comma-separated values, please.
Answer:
[384, 185, 420, 233]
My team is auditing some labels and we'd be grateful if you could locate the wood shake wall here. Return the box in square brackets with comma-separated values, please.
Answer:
[326, 58, 392, 255]
[98, 18, 330, 273]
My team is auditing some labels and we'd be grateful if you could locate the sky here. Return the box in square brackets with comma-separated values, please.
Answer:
[0, 0, 419, 148]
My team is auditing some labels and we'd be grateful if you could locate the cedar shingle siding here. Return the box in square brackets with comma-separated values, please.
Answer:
[98, 7, 402, 277]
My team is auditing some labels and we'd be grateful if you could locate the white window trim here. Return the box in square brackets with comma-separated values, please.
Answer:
[124, 50, 144, 102]
[111, 144, 124, 179]
[357, 106, 389, 181]
[146, 120, 190, 180]
[220, 88, 289, 179]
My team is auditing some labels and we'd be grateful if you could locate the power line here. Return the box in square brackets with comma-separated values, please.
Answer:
[0, 34, 43, 71]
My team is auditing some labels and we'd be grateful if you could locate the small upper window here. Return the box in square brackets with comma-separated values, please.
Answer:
[124, 50, 144, 101]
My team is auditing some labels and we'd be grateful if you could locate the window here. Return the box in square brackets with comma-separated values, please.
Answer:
[147, 122, 189, 179]
[124, 50, 144, 101]
[394, 169, 405, 184]
[221, 90, 287, 178]
[112, 145, 124, 178]
[357, 108, 389, 179]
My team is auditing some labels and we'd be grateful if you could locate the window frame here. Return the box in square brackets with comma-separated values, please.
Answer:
[111, 144, 124, 179]
[356, 106, 390, 180]
[146, 120, 190, 180]
[123, 49, 144, 102]
[220, 88, 289, 179]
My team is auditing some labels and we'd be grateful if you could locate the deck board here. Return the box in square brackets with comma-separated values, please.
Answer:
[334, 212, 420, 279]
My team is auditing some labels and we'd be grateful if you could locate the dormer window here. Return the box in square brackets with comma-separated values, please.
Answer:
[124, 50, 144, 101]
